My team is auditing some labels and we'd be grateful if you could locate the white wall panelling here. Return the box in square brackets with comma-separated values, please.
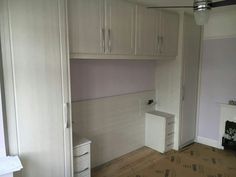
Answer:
[72, 91, 155, 167]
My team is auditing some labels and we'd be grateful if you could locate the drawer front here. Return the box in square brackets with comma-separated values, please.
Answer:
[74, 144, 90, 157]
[166, 119, 175, 127]
[166, 131, 174, 138]
[74, 168, 90, 177]
[166, 123, 174, 133]
[74, 154, 90, 173]
[165, 135, 174, 150]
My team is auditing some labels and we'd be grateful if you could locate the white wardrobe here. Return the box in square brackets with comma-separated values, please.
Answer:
[0, 1, 201, 177]
[0, 0, 73, 177]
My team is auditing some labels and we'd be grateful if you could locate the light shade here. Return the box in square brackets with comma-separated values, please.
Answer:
[194, 9, 210, 25]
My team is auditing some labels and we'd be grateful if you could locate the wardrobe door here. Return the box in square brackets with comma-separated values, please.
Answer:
[68, 0, 105, 56]
[0, 0, 72, 177]
[105, 0, 135, 55]
[180, 14, 201, 148]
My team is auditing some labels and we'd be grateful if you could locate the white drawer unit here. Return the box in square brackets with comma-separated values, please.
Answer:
[73, 138, 92, 177]
[145, 110, 175, 153]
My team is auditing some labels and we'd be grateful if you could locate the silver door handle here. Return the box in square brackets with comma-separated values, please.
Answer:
[108, 29, 111, 53]
[65, 102, 70, 129]
[102, 28, 105, 53]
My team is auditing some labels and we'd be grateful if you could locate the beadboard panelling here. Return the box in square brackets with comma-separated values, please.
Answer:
[72, 90, 155, 167]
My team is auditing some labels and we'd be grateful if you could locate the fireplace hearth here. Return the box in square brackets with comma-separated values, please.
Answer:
[222, 121, 236, 150]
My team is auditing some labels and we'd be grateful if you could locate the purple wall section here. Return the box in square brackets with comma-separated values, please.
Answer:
[198, 38, 236, 140]
[70, 60, 156, 101]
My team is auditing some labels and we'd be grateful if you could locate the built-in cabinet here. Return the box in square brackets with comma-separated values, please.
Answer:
[68, 0, 135, 58]
[68, 0, 104, 55]
[0, 0, 72, 177]
[68, 0, 179, 59]
[135, 6, 179, 57]
[135, 5, 159, 56]
[145, 111, 175, 153]
[105, 0, 136, 55]
[159, 11, 179, 57]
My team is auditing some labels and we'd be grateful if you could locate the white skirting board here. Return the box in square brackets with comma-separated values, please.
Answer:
[195, 136, 222, 149]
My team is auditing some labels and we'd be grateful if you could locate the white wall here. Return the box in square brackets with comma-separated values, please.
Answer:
[204, 7, 236, 39]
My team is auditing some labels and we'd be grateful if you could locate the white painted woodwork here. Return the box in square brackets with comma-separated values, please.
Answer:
[145, 111, 175, 153]
[135, 5, 159, 56]
[0, 0, 72, 177]
[105, 0, 135, 55]
[68, 0, 105, 55]
[159, 11, 179, 57]
[180, 14, 201, 148]
[68, 0, 179, 59]
[155, 12, 201, 150]
[72, 91, 155, 167]
[219, 104, 236, 149]
[73, 139, 91, 177]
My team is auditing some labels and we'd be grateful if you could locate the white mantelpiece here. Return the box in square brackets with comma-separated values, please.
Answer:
[219, 104, 236, 149]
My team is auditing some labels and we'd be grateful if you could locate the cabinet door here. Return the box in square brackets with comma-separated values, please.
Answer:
[105, 0, 135, 55]
[0, 0, 72, 177]
[68, 0, 105, 55]
[160, 11, 179, 57]
[135, 5, 159, 56]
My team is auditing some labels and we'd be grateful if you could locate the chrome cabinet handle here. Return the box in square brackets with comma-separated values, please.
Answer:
[160, 36, 164, 53]
[157, 36, 160, 54]
[108, 29, 111, 53]
[74, 167, 89, 174]
[102, 28, 105, 53]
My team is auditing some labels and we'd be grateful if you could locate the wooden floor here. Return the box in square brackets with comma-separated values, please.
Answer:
[92, 143, 236, 177]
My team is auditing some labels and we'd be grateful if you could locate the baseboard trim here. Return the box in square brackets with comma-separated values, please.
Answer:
[195, 136, 219, 149]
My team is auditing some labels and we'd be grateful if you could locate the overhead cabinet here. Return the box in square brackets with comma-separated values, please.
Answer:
[68, 0, 179, 59]
[68, 0, 135, 58]
[135, 6, 179, 57]
[159, 11, 179, 57]
[135, 5, 159, 56]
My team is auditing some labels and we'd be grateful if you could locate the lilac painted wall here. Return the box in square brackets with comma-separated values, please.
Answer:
[70, 60, 156, 101]
[198, 38, 236, 140]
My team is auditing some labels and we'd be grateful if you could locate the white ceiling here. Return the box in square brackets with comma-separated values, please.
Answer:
[127, 0, 193, 7]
